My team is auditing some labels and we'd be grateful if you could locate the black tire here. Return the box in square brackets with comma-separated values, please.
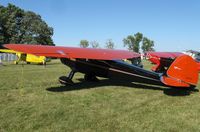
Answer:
[59, 76, 74, 85]
[84, 73, 99, 82]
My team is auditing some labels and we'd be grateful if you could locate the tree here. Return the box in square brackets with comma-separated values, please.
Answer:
[20, 11, 54, 45]
[0, 3, 54, 48]
[79, 40, 89, 48]
[141, 37, 155, 53]
[123, 32, 143, 53]
[105, 39, 114, 49]
[90, 41, 100, 48]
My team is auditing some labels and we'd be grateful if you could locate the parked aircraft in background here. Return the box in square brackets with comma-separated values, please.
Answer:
[0, 49, 50, 65]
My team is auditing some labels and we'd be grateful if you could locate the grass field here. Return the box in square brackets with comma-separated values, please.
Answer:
[0, 60, 200, 132]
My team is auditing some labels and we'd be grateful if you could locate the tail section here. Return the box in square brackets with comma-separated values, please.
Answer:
[161, 55, 199, 88]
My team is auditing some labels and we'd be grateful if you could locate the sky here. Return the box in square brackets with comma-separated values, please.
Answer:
[1, 0, 200, 51]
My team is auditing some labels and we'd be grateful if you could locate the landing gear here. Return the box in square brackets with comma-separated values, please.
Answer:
[14, 61, 18, 64]
[84, 73, 99, 82]
[59, 70, 76, 85]
[188, 85, 199, 92]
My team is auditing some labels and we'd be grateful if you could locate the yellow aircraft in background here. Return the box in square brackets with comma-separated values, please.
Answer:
[0, 49, 50, 65]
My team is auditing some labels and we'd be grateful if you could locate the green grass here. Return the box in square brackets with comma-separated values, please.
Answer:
[0, 60, 200, 132]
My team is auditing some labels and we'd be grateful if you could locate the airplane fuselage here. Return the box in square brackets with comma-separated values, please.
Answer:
[60, 58, 163, 86]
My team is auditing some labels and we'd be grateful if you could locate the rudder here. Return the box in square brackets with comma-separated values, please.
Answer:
[161, 55, 199, 88]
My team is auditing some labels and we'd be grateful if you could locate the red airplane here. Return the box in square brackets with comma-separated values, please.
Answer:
[4, 44, 199, 89]
[146, 51, 200, 72]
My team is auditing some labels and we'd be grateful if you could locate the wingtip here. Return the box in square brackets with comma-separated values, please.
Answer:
[2, 44, 9, 49]
[3, 44, 21, 49]
[3, 44, 13, 49]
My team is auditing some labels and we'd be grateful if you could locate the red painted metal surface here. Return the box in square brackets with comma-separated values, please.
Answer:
[198, 63, 200, 71]
[147, 52, 200, 72]
[4, 44, 140, 60]
[147, 52, 184, 59]
[161, 55, 199, 87]
[161, 76, 190, 87]
[146, 52, 183, 71]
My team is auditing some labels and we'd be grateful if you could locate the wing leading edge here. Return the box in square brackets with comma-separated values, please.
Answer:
[4, 44, 140, 60]
[147, 52, 184, 59]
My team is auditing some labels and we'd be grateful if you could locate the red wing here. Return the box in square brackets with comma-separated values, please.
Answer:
[147, 52, 183, 59]
[146, 52, 184, 72]
[4, 44, 140, 60]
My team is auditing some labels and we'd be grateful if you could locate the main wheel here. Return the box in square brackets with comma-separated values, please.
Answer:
[59, 76, 74, 85]
[84, 74, 99, 82]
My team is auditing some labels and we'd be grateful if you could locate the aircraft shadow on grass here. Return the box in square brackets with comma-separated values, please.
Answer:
[46, 78, 199, 96]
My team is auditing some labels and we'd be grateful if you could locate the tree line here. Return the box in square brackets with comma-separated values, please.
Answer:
[79, 39, 115, 49]
[80, 32, 155, 53]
